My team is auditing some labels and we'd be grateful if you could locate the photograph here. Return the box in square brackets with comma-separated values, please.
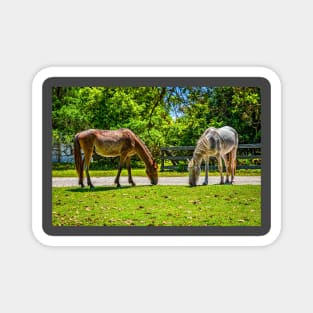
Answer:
[50, 83, 264, 232]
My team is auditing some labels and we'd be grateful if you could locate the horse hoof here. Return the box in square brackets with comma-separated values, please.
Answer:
[202, 182, 208, 185]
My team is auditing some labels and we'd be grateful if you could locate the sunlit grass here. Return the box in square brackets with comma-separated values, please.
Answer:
[52, 165, 261, 178]
[52, 185, 261, 227]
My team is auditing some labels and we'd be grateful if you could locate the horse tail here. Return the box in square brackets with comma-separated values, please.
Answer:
[230, 146, 237, 179]
[230, 149, 236, 176]
[234, 131, 239, 176]
[74, 134, 84, 186]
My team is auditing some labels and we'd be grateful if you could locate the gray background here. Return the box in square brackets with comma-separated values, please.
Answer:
[0, 0, 309, 312]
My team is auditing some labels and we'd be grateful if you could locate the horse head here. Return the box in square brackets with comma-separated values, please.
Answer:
[146, 160, 158, 185]
[188, 158, 201, 186]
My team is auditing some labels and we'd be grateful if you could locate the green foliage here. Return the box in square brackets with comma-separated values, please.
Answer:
[52, 86, 261, 157]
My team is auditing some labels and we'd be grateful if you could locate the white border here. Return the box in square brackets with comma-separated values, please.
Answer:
[32, 66, 281, 246]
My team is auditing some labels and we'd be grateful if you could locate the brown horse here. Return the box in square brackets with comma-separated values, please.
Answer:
[74, 128, 158, 188]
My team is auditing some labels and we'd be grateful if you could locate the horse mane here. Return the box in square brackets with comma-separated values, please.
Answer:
[127, 129, 155, 163]
[194, 129, 219, 156]
[194, 136, 210, 156]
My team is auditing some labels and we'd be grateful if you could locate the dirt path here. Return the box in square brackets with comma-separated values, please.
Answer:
[53, 176, 261, 187]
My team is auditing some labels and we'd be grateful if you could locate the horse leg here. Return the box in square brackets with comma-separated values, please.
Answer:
[114, 164, 123, 188]
[84, 152, 94, 189]
[115, 154, 127, 187]
[126, 157, 136, 186]
[222, 154, 230, 184]
[217, 155, 224, 184]
[203, 158, 209, 185]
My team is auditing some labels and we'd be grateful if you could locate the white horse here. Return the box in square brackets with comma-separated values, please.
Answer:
[188, 126, 239, 186]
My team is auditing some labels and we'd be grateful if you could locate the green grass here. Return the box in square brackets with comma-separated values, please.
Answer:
[52, 185, 261, 227]
[52, 167, 261, 178]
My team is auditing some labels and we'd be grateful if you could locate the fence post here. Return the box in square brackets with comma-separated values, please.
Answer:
[161, 149, 165, 172]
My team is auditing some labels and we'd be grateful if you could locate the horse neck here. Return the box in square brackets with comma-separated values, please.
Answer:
[192, 152, 203, 165]
[134, 137, 154, 168]
[193, 136, 210, 163]
[194, 133, 219, 162]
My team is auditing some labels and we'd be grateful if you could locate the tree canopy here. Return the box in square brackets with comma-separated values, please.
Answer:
[52, 86, 261, 158]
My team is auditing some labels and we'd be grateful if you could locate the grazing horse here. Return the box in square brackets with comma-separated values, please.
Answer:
[74, 128, 158, 188]
[188, 126, 238, 186]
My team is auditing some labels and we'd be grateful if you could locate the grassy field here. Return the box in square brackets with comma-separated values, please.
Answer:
[52, 185, 261, 227]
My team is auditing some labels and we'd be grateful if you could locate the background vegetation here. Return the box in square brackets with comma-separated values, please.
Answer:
[52, 86, 261, 165]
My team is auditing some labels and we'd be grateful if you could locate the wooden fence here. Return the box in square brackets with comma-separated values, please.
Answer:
[52, 142, 261, 171]
[160, 144, 261, 171]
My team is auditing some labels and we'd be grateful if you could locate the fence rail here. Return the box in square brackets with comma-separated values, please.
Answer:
[160, 144, 261, 171]
[52, 143, 261, 172]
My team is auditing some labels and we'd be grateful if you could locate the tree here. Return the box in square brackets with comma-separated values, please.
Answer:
[52, 86, 261, 164]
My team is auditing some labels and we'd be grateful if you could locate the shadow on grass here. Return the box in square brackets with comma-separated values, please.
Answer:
[66, 185, 156, 193]
[66, 184, 220, 193]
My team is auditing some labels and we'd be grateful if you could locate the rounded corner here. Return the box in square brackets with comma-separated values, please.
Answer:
[32, 67, 59, 90]
[259, 224, 282, 247]
[31, 224, 54, 247]
[257, 66, 282, 88]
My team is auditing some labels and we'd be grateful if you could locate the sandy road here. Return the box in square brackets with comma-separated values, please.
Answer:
[53, 176, 261, 187]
